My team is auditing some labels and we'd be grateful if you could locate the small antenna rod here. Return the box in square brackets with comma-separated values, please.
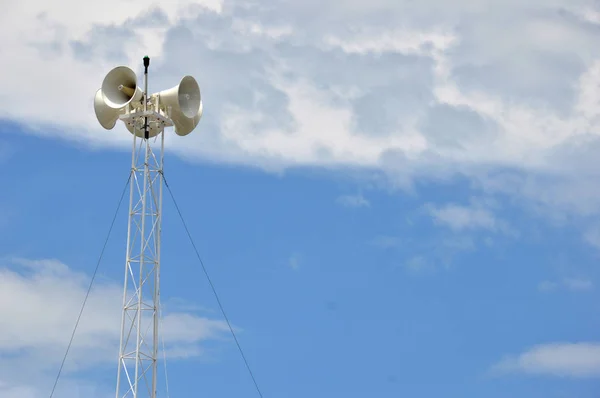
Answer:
[143, 56, 150, 139]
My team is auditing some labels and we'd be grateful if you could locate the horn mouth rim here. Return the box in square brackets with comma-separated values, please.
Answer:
[177, 75, 201, 119]
[101, 66, 140, 109]
[94, 89, 118, 130]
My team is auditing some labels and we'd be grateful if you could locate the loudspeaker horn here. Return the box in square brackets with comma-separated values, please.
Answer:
[101, 66, 144, 109]
[158, 75, 202, 136]
[172, 99, 203, 136]
[94, 89, 122, 130]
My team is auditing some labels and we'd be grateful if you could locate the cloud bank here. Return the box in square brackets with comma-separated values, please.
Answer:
[3, 0, 600, 206]
[493, 342, 600, 378]
[0, 257, 229, 395]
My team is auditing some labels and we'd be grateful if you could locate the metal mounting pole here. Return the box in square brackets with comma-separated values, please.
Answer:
[115, 56, 163, 398]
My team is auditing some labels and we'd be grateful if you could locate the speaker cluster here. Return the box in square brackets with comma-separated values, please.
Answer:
[94, 66, 203, 137]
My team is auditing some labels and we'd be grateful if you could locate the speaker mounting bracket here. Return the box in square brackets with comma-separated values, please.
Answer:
[119, 110, 174, 127]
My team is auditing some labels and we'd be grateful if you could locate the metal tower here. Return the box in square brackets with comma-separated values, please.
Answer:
[115, 123, 165, 397]
[93, 56, 202, 398]
[116, 57, 165, 398]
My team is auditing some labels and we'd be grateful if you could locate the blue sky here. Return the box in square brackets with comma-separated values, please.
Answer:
[2, 0, 600, 397]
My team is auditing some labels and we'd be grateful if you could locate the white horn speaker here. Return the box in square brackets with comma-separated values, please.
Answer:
[172, 100, 203, 137]
[101, 66, 144, 109]
[94, 89, 123, 130]
[158, 75, 202, 136]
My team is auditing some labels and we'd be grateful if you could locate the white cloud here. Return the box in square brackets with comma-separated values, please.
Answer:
[0, 377, 113, 398]
[493, 342, 600, 378]
[370, 233, 475, 272]
[538, 278, 593, 292]
[563, 278, 594, 291]
[427, 203, 497, 231]
[3, 0, 600, 220]
[322, 28, 456, 56]
[336, 193, 370, 208]
[425, 199, 515, 235]
[0, 257, 230, 394]
[404, 256, 434, 274]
